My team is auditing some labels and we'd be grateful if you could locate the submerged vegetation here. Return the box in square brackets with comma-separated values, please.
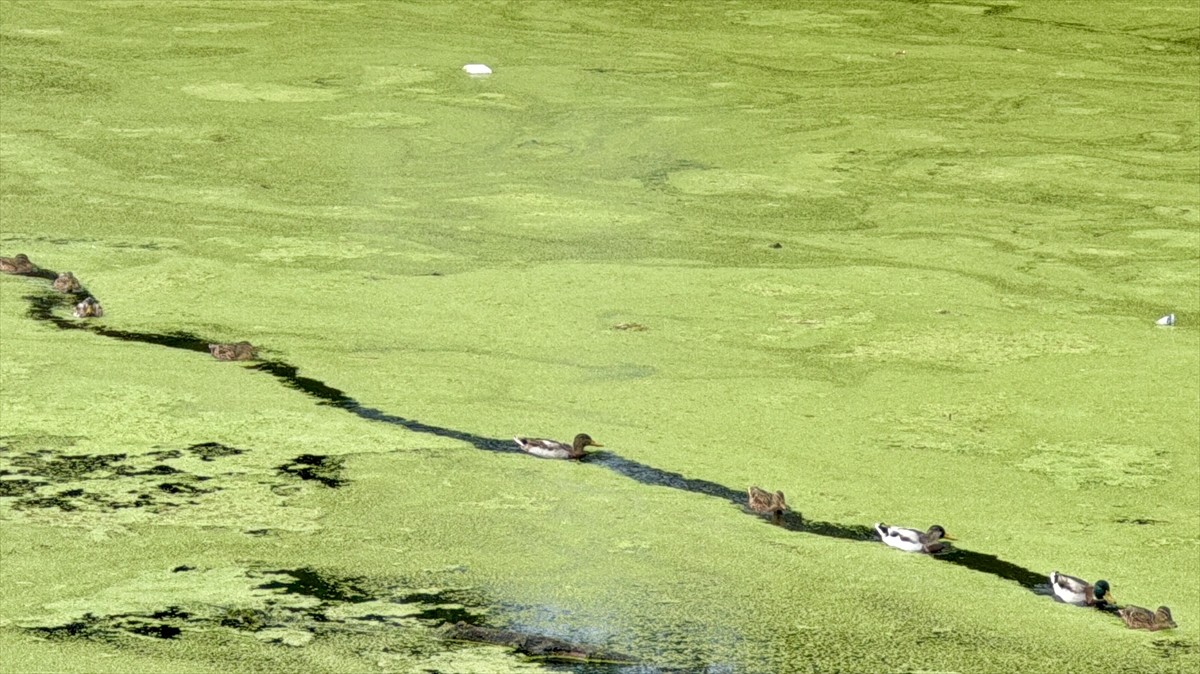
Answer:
[1, 1, 1197, 672]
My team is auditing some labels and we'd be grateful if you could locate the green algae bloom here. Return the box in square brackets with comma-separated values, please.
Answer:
[2, 2, 1197, 672]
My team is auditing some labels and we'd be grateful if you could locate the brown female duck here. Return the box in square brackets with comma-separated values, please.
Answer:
[747, 486, 789, 524]
[0, 253, 37, 274]
[1118, 605, 1175, 631]
[53, 272, 82, 293]
[208, 342, 258, 361]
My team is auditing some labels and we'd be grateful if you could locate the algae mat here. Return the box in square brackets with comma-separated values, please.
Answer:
[2, 1, 1198, 672]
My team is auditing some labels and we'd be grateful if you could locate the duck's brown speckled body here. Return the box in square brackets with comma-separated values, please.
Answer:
[53, 272, 82, 293]
[0, 253, 37, 274]
[747, 486, 789, 524]
[208, 341, 258, 361]
[1118, 605, 1175, 631]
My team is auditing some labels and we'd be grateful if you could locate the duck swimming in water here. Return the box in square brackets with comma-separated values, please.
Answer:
[1049, 572, 1113, 607]
[514, 433, 602, 460]
[53, 272, 82, 293]
[208, 342, 257, 361]
[1118, 605, 1175, 631]
[747, 486, 789, 524]
[0, 253, 37, 274]
[73, 296, 103, 318]
[875, 523, 954, 553]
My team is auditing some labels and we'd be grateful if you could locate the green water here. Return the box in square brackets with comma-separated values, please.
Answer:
[1, 1, 1197, 672]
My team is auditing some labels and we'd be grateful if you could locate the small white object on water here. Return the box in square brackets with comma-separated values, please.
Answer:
[462, 64, 492, 76]
[1156, 313, 1175, 326]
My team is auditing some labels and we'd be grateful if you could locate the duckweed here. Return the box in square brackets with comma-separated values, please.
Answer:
[1, 1, 1197, 673]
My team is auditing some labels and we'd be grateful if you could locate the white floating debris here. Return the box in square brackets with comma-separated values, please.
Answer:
[462, 64, 492, 76]
[1155, 313, 1175, 326]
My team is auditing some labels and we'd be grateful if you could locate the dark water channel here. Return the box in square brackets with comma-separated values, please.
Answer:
[17, 269, 1055, 596]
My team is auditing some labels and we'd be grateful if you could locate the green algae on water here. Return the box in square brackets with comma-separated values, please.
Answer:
[1, 1, 1198, 672]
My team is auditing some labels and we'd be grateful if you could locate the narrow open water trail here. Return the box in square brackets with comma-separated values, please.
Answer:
[19, 270, 1051, 594]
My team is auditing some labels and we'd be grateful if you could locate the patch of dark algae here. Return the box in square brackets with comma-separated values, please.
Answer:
[29, 611, 185, 642]
[257, 567, 372, 603]
[276, 454, 347, 488]
[22, 565, 642, 668]
[0, 441, 247, 513]
[18, 285, 1054, 597]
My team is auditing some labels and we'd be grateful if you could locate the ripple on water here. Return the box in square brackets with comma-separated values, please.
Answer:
[182, 82, 342, 103]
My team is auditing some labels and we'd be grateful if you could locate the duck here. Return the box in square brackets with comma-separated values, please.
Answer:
[514, 433, 602, 460]
[0, 253, 37, 274]
[747, 486, 789, 524]
[1049, 572, 1113, 606]
[72, 296, 103, 318]
[208, 341, 257, 361]
[52, 272, 82, 293]
[1118, 605, 1175, 631]
[875, 523, 954, 553]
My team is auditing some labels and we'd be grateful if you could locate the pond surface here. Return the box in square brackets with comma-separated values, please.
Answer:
[2, 2, 1197, 672]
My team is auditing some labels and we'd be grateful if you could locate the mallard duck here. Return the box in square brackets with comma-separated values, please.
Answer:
[875, 523, 954, 553]
[747, 486, 789, 524]
[513, 433, 602, 460]
[1049, 572, 1113, 606]
[52, 271, 82, 293]
[208, 341, 257, 361]
[1118, 605, 1175, 631]
[0, 253, 37, 274]
[72, 296, 103, 318]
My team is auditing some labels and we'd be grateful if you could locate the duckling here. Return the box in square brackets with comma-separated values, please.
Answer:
[875, 523, 954, 553]
[1118, 605, 1176, 631]
[747, 486, 789, 524]
[52, 272, 82, 293]
[1049, 572, 1113, 607]
[72, 296, 103, 318]
[0, 253, 37, 274]
[514, 433, 602, 460]
[208, 341, 257, 361]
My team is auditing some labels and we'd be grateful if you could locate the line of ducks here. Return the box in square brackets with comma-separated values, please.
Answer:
[511, 432, 1177, 633]
[2, 252, 1180, 633]
[1, 254, 104, 317]
[3, 253, 256, 359]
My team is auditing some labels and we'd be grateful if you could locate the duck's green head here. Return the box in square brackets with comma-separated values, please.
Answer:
[1094, 580, 1112, 600]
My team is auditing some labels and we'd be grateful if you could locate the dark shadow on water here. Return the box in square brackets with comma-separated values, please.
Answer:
[18, 283, 1052, 596]
[250, 360, 521, 454]
[26, 294, 211, 353]
[933, 548, 1046, 589]
[588, 452, 879, 542]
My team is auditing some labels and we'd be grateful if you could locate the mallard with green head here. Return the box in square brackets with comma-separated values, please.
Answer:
[514, 433, 602, 460]
[72, 296, 103, 318]
[53, 272, 82, 293]
[875, 523, 954, 553]
[1118, 605, 1175, 631]
[747, 486, 789, 524]
[209, 341, 257, 361]
[1049, 572, 1113, 607]
[0, 253, 37, 274]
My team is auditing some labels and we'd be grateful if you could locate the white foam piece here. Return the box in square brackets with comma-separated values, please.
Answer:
[462, 64, 492, 76]
[1156, 313, 1175, 326]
